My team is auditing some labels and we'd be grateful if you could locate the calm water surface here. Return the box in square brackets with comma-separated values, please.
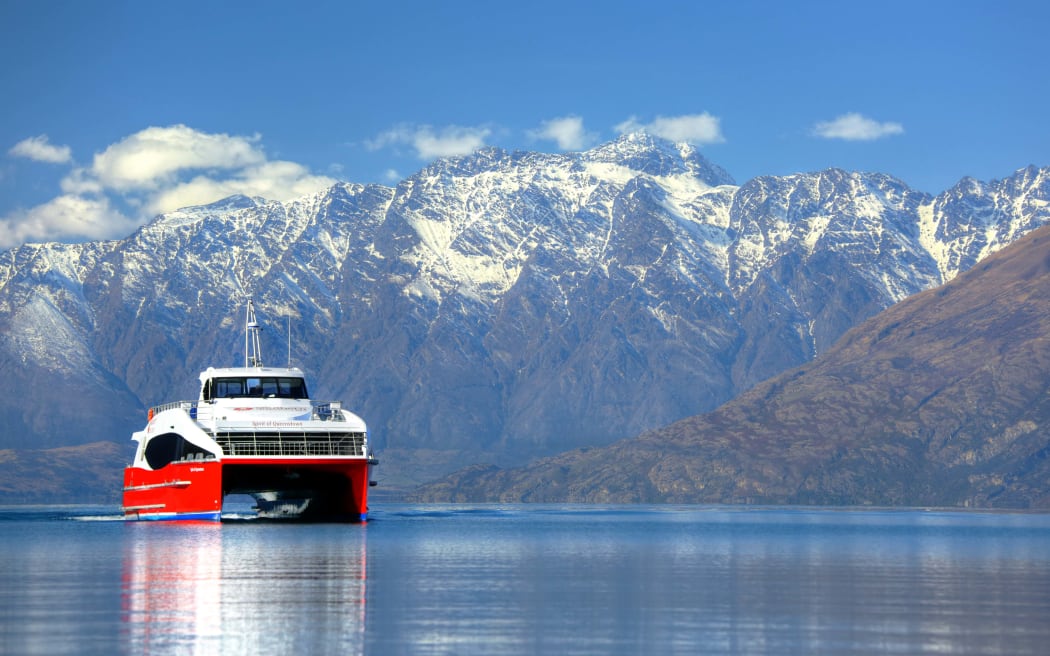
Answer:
[1, 504, 1049, 655]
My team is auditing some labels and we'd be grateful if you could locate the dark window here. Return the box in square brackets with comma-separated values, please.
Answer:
[206, 377, 308, 399]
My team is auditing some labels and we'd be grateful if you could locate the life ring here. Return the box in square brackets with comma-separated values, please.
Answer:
[147, 408, 154, 422]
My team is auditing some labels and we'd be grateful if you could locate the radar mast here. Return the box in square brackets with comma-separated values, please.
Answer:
[245, 298, 264, 368]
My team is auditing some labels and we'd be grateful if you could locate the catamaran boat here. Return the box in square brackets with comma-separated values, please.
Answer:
[122, 299, 377, 521]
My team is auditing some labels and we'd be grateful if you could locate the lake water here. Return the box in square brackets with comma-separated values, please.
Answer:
[1, 504, 1049, 655]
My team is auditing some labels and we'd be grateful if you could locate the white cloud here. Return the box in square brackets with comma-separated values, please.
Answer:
[615, 113, 725, 145]
[1, 125, 337, 248]
[528, 115, 596, 150]
[8, 135, 73, 164]
[145, 161, 336, 216]
[812, 113, 904, 141]
[0, 195, 137, 248]
[366, 124, 491, 159]
[87, 124, 266, 191]
[59, 167, 103, 196]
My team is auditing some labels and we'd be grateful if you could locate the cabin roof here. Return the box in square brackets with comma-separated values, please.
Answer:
[199, 366, 305, 382]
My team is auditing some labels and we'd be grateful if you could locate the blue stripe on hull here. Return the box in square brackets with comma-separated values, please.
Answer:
[127, 511, 222, 522]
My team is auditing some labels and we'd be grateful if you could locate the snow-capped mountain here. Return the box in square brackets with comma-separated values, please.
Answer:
[413, 222, 1050, 508]
[1, 134, 1047, 490]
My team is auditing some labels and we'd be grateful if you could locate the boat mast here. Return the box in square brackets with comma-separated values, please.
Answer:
[245, 298, 264, 368]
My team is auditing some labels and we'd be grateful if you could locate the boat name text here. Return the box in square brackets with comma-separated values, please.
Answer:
[251, 420, 305, 428]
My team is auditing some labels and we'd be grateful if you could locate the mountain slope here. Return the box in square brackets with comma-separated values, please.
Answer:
[413, 223, 1050, 508]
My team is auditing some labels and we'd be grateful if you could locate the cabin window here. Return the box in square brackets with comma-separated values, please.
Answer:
[215, 378, 246, 398]
[204, 377, 308, 400]
[278, 378, 306, 397]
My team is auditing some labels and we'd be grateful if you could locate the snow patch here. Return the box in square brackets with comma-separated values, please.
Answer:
[803, 214, 831, 252]
[917, 201, 950, 281]
[582, 161, 640, 187]
[3, 294, 99, 377]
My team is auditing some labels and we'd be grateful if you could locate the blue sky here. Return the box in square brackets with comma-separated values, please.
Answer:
[1, 0, 1046, 248]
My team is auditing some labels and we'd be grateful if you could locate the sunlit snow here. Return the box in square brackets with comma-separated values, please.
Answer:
[4, 294, 100, 378]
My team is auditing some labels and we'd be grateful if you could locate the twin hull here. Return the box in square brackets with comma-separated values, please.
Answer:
[122, 405, 374, 521]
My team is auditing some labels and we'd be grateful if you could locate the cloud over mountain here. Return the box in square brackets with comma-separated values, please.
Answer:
[1, 125, 336, 248]
[528, 115, 596, 150]
[365, 124, 494, 159]
[615, 113, 725, 145]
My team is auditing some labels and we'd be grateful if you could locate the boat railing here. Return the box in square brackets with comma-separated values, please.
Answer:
[213, 431, 368, 457]
[147, 400, 350, 422]
[147, 400, 198, 419]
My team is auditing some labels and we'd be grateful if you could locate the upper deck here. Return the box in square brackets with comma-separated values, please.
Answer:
[145, 396, 368, 458]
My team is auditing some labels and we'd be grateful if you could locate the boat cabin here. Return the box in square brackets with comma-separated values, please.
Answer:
[199, 368, 310, 401]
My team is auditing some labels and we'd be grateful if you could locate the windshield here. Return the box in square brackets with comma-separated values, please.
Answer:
[203, 376, 309, 400]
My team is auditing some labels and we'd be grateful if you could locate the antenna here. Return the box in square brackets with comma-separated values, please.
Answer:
[287, 314, 292, 367]
[245, 297, 264, 368]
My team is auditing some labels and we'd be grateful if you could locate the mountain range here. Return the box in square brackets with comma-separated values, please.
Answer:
[0, 134, 1047, 500]
[413, 222, 1050, 508]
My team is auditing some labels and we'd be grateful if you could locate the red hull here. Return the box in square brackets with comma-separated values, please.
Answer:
[123, 461, 223, 520]
[122, 458, 372, 521]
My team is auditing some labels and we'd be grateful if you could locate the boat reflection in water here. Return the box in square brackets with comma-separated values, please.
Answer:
[121, 518, 367, 654]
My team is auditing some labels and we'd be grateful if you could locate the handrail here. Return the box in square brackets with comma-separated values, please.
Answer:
[149, 400, 196, 416]
[148, 400, 350, 422]
[213, 431, 367, 457]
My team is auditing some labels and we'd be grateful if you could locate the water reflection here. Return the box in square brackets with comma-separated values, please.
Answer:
[121, 522, 223, 652]
[2, 506, 1049, 655]
[364, 506, 1050, 655]
[120, 521, 367, 654]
